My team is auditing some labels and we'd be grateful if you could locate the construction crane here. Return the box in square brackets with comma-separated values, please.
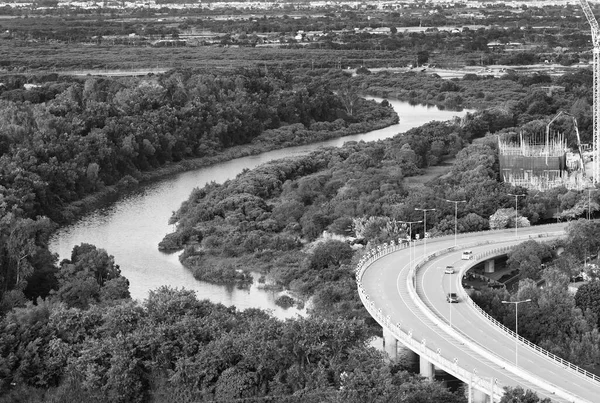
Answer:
[579, 0, 600, 183]
[545, 111, 586, 174]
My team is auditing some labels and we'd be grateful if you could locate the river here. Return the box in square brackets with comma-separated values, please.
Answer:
[49, 98, 473, 319]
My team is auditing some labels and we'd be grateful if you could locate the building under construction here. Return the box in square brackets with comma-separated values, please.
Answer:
[498, 130, 588, 191]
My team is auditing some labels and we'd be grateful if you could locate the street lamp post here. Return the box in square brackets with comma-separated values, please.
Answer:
[588, 188, 593, 220]
[501, 299, 532, 368]
[448, 273, 453, 329]
[415, 208, 436, 257]
[399, 220, 422, 269]
[445, 199, 466, 247]
[507, 193, 525, 238]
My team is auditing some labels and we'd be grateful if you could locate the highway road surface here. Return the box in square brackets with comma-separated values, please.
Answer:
[359, 222, 600, 402]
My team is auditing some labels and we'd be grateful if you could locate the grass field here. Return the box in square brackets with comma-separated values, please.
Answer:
[404, 158, 455, 191]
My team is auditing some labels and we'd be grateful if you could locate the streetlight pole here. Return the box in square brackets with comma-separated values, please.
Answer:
[501, 299, 532, 368]
[507, 193, 525, 238]
[415, 208, 436, 257]
[399, 220, 422, 269]
[588, 188, 593, 220]
[449, 272, 453, 329]
[445, 199, 466, 247]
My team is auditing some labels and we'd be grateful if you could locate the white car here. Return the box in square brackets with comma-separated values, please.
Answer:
[461, 250, 473, 260]
[444, 266, 455, 274]
[446, 293, 459, 303]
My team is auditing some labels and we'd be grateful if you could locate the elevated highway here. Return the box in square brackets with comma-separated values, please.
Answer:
[356, 223, 600, 402]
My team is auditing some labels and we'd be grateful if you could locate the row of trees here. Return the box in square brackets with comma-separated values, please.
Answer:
[0, 285, 471, 403]
[347, 67, 593, 127]
[0, 272, 552, 403]
[0, 239, 130, 312]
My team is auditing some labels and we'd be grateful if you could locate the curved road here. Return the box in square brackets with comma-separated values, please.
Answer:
[359, 223, 600, 402]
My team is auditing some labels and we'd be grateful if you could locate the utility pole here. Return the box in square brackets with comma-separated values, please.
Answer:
[507, 193, 525, 238]
[415, 208, 436, 257]
[399, 220, 422, 269]
[501, 299, 532, 368]
[445, 199, 466, 247]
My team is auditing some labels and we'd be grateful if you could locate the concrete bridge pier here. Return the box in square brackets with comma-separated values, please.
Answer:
[466, 381, 491, 403]
[471, 387, 490, 403]
[484, 259, 495, 274]
[383, 328, 398, 361]
[383, 328, 418, 368]
[419, 356, 434, 380]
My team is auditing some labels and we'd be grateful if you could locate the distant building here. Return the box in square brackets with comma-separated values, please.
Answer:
[540, 85, 566, 97]
[498, 131, 588, 191]
[151, 39, 187, 47]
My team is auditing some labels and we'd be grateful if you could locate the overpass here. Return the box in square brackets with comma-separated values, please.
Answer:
[356, 223, 600, 402]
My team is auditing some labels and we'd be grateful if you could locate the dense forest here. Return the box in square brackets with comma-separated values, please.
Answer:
[0, 285, 472, 403]
[0, 67, 397, 312]
[1, 62, 599, 401]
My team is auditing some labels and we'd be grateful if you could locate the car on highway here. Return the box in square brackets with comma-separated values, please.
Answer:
[444, 266, 455, 274]
[446, 292, 459, 303]
[461, 250, 473, 260]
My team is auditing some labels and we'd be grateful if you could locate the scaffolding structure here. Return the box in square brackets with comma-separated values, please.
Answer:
[498, 131, 588, 191]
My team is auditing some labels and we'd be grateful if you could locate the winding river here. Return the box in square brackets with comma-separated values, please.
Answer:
[49, 98, 473, 319]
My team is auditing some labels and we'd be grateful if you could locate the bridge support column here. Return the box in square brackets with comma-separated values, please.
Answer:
[484, 259, 495, 274]
[472, 388, 489, 403]
[466, 382, 490, 403]
[383, 328, 397, 361]
[419, 356, 434, 380]
[382, 328, 418, 369]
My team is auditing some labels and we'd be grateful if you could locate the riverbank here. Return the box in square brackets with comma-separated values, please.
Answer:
[49, 97, 475, 316]
[58, 111, 398, 227]
[167, 120, 475, 309]
[177, 152, 460, 289]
